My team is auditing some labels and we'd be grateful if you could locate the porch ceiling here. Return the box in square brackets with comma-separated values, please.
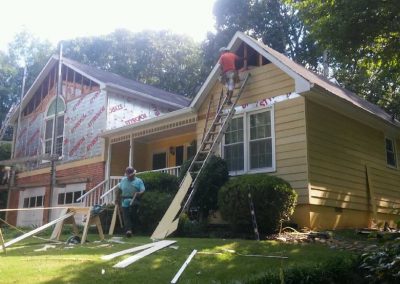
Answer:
[134, 123, 196, 143]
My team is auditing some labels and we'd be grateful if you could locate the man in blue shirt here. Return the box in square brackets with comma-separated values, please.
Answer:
[117, 166, 145, 237]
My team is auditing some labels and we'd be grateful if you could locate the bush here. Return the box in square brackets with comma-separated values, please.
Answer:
[179, 155, 229, 219]
[359, 241, 400, 283]
[137, 172, 178, 193]
[248, 255, 362, 284]
[134, 172, 179, 233]
[218, 174, 297, 235]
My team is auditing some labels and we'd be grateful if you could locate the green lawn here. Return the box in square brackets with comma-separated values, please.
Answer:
[0, 229, 356, 284]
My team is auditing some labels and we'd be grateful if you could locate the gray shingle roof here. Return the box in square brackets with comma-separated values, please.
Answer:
[63, 57, 191, 107]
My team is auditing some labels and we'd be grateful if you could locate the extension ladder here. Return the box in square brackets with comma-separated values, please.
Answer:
[151, 73, 251, 240]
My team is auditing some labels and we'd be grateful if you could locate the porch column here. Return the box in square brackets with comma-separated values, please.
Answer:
[129, 134, 133, 167]
[105, 138, 111, 188]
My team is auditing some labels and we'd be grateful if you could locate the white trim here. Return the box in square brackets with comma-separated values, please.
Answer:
[223, 105, 276, 175]
[190, 32, 311, 110]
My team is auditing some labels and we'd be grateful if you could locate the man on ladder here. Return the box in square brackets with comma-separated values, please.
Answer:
[218, 47, 245, 104]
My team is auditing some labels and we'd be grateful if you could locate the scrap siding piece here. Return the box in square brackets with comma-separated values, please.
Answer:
[113, 240, 177, 268]
[4, 211, 75, 248]
[101, 240, 169, 260]
[171, 249, 197, 284]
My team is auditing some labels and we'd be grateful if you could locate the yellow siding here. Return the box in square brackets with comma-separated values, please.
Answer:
[197, 64, 308, 203]
[306, 99, 400, 228]
[138, 133, 197, 170]
[274, 97, 308, 203]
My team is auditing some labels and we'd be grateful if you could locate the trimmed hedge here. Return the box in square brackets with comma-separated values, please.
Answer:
[218, 174, 297, 234]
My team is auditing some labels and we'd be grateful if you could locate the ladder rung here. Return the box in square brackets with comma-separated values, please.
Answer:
[193, 160, 204, 164]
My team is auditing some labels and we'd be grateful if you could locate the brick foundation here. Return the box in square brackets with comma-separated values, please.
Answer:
[6, 161, 105, 225]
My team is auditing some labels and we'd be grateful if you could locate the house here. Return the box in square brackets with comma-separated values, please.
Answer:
[3, 56, 190, 227]
[100, 32, 400, 230]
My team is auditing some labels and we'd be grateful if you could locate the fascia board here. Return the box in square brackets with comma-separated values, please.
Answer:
[190, 32, 311, 111]
[10, 56, 58, 122]
[234, 32, 311, 93]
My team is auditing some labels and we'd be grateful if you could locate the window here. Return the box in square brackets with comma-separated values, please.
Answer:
[153, 152, 167, 170]
[44, 97, 65, 156]
[23, 195, 45, 208]
[223, 108, 274, 174]
[385, 137, 397, 168]
[57, 190, 84, 205]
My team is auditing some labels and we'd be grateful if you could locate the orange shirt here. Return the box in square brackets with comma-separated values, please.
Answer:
[219, 52, 239, 73]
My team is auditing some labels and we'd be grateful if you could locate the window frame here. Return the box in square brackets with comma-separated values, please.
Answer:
[44, 97, 65, 158]
[385, 137, 398, 169]
[223, 106, 275, 175]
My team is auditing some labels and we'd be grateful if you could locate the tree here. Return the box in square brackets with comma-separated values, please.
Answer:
[202, 0, 321, 72]
[63, 30, 204, 97]
[288, 0, 400, 117]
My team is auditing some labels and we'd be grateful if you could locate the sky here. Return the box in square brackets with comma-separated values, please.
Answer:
[0, 0, 217, 51]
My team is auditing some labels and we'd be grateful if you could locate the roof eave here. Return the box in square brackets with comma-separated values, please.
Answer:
[104, 83, 187, 109]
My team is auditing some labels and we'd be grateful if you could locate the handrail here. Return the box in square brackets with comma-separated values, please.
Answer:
[76, 179, 107, 202]
[100, 184, 119, 200]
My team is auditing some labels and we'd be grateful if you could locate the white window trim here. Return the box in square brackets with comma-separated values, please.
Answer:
[43, 97, 66, 159]
[222, 105, 276, 175]
[385, 136, 398, 169]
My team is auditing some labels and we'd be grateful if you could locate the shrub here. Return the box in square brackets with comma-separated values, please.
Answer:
[359, 241, 400, 283]
[179, 155, 229, 219]
[137, 172, 178, 193]
[218, 174, 297, 235]
[247, 255, 362, 284]
[134, 172, 179, 233]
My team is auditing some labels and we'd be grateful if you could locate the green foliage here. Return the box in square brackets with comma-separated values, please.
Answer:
[0, 143, 11, 161]
[288, 0, 400, 118]
[218, 174, 297, 234]
[359, 241, 400, 283]
[202, 0, 321, 71]
[63, 30, 204, 97]
[248, 255, 362, 284]
[179, 155, 229, 218]
[135, 172, 179, 233]
[176, 213, 208, 237]
[137, 171, 178, 193]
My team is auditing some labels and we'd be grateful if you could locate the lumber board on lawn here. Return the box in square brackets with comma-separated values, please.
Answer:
[102, 241, 168, 260]
[0, 228, 6, 254]
[50, 208, 69, 240]
[171, 249, 197, 284]
[4, 211, 75, 248]
[151, 173, 192, 240]
[113, 240, 177, 268]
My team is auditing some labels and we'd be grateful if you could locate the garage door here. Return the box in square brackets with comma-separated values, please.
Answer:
[16, 187, 45, 227]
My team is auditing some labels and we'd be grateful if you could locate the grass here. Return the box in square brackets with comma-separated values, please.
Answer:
[0, 228, 357, 284]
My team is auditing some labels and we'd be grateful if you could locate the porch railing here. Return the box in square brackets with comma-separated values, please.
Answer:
[77, 166, 181, 207]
